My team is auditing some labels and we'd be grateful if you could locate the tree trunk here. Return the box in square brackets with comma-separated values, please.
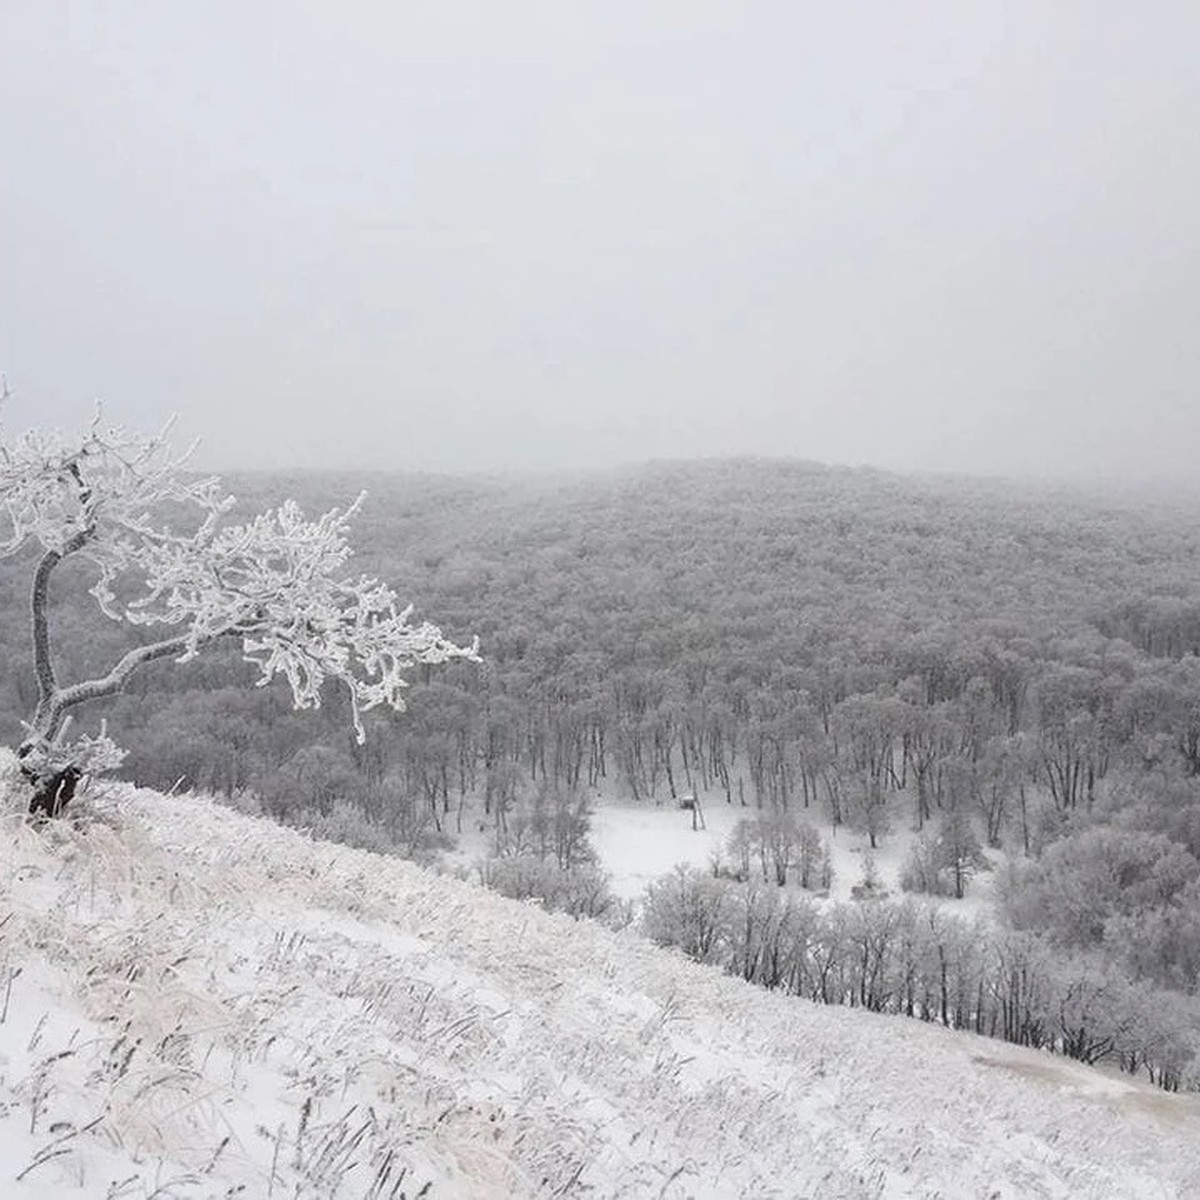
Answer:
[17, 750, 82, 818]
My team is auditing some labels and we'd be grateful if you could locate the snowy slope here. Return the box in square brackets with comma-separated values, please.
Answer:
[1, 776, 1199, 1198]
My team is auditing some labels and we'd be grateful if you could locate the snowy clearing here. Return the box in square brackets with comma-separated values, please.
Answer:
[0, 778, 1197, 1198]
[588, 794, 998, 915]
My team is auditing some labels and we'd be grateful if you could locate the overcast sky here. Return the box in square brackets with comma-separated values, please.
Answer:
[1, 3, 1198, 481]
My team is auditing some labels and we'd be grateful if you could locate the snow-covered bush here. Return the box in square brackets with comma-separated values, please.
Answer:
[479, 776, 621, 921]
[494, 779, 595, 868]
[900, 810, 988, 899]
[293, 799, 450, 862]
[725, 810, 831, 891]
[641, 865, 730, 963]
[900, 834, 954, 897]
[479, 854, 626, 925]
[852, 849, 887, 900]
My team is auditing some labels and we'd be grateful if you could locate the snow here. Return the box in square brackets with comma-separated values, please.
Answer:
[589, 793, 1000, 914]
[2, 775, 1199, 1198]
[589, 799, 742, 899]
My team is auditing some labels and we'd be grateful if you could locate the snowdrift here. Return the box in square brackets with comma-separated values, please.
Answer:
[1, 775, 1199, 1198]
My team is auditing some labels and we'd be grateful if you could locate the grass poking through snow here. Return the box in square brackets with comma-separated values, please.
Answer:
[1, 763, 1199, 1197]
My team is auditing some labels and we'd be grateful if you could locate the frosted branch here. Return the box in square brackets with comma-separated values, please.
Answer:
[2, 406, 480, 757]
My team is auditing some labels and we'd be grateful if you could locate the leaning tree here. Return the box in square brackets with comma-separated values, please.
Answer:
[0, 401, 479, 814]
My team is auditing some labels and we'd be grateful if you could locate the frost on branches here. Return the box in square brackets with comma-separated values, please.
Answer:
[0, 403, 480, 815]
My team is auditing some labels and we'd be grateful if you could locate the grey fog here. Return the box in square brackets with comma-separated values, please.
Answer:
[1, 2, 1198, 484]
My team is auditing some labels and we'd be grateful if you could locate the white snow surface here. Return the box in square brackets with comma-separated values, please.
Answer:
[589, 796, 999, 915]
[1, 782, 1199, 1198]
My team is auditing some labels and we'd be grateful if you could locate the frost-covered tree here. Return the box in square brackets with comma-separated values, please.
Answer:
[642, 865, 730, 963]
[0, 404, 479, 813]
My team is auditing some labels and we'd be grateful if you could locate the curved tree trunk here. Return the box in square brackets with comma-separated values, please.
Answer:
[22, 541, 217, 814]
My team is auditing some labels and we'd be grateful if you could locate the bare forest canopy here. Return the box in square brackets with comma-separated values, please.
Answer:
[6, 455, 1200, 866]
[5, 457, 1200, 806]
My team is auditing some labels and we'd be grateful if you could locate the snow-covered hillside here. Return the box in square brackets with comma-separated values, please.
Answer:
[2, 776, 1199, 1198]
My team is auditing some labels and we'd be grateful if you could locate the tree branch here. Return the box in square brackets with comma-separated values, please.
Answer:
[7, 408, 477, 784]
[37, 629, 230, 742]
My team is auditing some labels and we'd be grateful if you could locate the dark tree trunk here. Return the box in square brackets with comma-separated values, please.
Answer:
[18, 748, 83, 818]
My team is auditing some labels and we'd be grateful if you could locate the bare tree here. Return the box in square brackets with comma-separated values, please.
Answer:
[1, 404, 478, 812]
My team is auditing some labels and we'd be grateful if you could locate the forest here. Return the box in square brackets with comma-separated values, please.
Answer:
[7, 456, 1200, 1081]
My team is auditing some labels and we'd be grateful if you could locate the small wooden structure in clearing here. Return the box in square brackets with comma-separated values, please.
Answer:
[679, 792, 706, 831]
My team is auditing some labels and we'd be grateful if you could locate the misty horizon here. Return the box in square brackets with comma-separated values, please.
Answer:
[3, 4, 1198, 486]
